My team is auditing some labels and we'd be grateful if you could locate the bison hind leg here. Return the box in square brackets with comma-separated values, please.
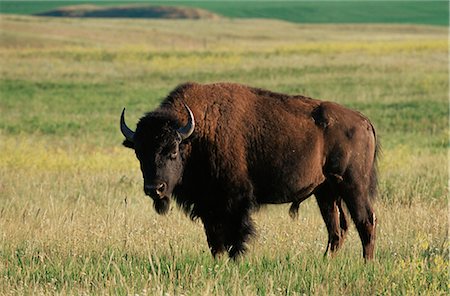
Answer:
[315, 182, 349, 257]
[340, 182, 376, 260]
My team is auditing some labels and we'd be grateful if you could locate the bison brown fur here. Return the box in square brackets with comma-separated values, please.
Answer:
[120, 82, 379, 260]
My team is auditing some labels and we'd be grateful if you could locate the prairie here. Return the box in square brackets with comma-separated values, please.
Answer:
[1, 1, 448, 26]
[0, 15, 448, 295]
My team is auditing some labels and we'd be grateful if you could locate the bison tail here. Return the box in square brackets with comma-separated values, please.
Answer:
[368, 126, 381, 201]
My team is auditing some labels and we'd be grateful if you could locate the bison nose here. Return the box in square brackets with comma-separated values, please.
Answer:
[144, 182, 167, 198]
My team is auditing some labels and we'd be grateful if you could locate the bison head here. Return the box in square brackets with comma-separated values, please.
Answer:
[120, 103, 195, 214]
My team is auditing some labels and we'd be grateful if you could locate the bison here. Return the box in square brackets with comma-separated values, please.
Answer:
[120, 82, 379, 260]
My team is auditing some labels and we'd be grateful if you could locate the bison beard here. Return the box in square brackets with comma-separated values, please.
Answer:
[153, 197, 170, 215]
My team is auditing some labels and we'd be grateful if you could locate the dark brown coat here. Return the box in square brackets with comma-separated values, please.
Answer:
[121, 82, 379, 259]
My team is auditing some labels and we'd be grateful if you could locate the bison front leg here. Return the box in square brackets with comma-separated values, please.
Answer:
[224, 211, 255, 259]
[202, 211, 255, 259]
[202, 218, 227, 258]
[201, 180, 256, 259]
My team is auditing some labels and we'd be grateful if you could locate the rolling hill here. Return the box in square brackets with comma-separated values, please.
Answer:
[34, 4, 220, 19]
[0, 0, 447, 25]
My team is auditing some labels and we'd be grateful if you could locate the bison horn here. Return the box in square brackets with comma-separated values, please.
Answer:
[120, 108, 135, 143]
[177, 102, 195, 140]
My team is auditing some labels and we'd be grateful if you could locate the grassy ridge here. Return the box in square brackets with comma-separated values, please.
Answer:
[0, 0, 448, 25]
[0, 15, 448, 294]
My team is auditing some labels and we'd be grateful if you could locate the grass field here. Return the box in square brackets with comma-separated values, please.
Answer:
[0, 0, 448, 26]
[0, 14, 448, 295]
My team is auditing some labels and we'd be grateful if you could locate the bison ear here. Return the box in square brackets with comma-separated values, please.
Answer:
[122, 139, 135, 149]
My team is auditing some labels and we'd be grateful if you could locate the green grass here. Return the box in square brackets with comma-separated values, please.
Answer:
[0, 0, 448, 26]
[0, 15, 448, 295]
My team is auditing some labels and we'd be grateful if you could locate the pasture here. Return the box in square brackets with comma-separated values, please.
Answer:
[1, 0, 448, 26]
[0, 14, 448, 295]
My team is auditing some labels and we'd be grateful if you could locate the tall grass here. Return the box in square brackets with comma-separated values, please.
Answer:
[0, 15, 448, 295]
